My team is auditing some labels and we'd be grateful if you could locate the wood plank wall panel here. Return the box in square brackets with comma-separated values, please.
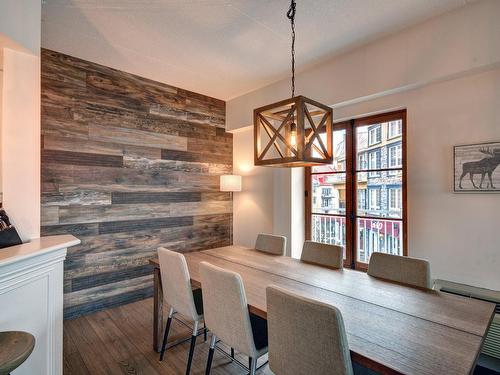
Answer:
[40, 49, 232, 319]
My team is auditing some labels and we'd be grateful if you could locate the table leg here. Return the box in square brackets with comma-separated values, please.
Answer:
[153, 266, 163, 352]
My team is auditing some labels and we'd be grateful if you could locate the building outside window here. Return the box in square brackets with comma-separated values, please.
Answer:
[358, 152, 367, 170]
[368, 125, 382, 146]
[388, 187, 402, 211]
[388, 120, 402, 139]
[388, 143, 402, 168]
[369, 150, 381, 177]
[357, 189, 367, 210]
[368, 188, 381, 210]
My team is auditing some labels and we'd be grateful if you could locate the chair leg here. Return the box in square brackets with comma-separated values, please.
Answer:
[231, 347, 235, 359]
[159, 308, 174, 361]
[185, 321, 199, 375]
[205, 334, 217, 375]
[203, 321, 207, 342]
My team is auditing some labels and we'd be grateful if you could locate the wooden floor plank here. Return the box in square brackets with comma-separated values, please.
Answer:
[85, 310, 162, 375]
[65, 315, 125, 374]
[64, 298, 271, 375]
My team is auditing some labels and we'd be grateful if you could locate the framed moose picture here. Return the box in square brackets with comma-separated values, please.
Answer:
[454, 141, 500, 193]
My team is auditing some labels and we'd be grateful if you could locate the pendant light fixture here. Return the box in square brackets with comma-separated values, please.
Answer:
[254, 0, 333, 167]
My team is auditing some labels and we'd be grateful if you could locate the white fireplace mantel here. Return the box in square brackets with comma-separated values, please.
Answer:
[0, 235, 80, 375]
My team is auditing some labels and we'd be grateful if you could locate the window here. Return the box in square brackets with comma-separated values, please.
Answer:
[306, 110, 407, 270]
[357, 189, 366, 210]
[388, 144, 402, 168]
[388, 188, 402, 211]
[369, 150, 381, 177]
[358, 153, 367, 170]
[368, 188, 381, 210]
[388, 120, 402, 138]
[368, 125, 381, 146]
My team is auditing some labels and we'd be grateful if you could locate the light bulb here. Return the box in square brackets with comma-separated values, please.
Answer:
[290, 122, 297, 147]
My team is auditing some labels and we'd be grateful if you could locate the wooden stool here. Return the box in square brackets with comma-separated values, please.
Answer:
[0, 331, 35, 375]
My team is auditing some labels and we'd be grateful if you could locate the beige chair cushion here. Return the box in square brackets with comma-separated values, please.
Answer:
[255, 233, 286, 255]
[157, 247, 202, 321]
[300, 241, 343, 269]
[266, 286, 353, 375]
[367, 252, 431, 289]
[199, 261, 267, 358]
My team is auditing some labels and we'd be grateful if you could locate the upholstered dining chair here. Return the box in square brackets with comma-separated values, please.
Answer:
[157, 247, 206, 375]
[255, 233, 286, 255]
[266, 286, 353, 375]
[199, 262, 268, 375]
[300, 240, 343, 269]
[367, 252, 431, 289]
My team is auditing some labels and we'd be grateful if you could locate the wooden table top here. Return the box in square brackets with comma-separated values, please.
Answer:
[150, 246, 495, 375]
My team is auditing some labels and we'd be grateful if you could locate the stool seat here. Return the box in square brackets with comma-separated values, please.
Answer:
[0, 331, 35, 375]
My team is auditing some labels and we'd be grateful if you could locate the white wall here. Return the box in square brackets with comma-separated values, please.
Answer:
[2, 49, 41, 241]
[229, 0, 500, 290]
[0, 69, 3, 203]
[333, 68, 500, 291]
[0, 0, 41, 55]
[227, 0, 500, 131]
[232, 127, 274, 248]
[232, 128, 305, 258]
[0, 0, 41, 240]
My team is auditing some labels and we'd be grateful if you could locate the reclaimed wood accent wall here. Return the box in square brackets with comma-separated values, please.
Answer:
[40, 49, 231, 319]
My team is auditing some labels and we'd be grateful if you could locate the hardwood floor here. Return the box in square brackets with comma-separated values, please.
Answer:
[63, 298, 272, 374]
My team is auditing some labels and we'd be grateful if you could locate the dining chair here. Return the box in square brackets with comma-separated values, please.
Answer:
[199, 261, 268, 375]
[266, 285, 353, 375]
[157, 247, 206, 375]
[367, 252, 431, 289]
[300, 240, 343, 269]
[255, 233, 286, 255]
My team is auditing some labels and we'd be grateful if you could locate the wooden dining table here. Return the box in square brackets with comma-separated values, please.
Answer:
[149, 245, 495, 375]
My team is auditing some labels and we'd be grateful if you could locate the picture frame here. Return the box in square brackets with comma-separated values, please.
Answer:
[453, 141, 500, 193]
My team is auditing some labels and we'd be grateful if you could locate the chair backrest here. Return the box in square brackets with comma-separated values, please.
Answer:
[367, 252, 431, 289]
[300, 241, 343, 269]
[255, 233, 286, 255]
[157, 247, 200, 320]
[266, 286, 353, 375]
[199, 261, 258, 357]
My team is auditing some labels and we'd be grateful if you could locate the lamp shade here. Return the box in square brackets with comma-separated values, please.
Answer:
[220, 175, 242, 192]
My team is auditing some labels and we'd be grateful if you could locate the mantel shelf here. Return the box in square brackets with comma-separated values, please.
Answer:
[0, 234, 80, 267]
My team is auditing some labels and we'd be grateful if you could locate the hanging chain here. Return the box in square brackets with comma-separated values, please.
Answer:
[286, 0, 296, 98]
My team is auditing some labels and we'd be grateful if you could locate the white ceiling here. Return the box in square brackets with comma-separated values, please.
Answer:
[42, 0, 472, 100]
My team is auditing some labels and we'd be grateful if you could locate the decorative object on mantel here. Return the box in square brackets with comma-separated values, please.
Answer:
[454, 141, 500, 193]
[220, 175, 241, 245]
[0, 209, 22, 249]
[253, 0, 333, 168]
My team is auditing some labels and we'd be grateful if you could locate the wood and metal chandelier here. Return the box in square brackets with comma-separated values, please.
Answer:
[254, 0, 333, 167]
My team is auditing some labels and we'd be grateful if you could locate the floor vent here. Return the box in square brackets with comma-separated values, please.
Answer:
[434, 279, 500, 360]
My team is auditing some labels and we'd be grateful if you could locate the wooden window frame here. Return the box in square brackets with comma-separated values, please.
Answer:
[305, 109, 408, 271]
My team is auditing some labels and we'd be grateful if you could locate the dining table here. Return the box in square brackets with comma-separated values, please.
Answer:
[149, 245, 495, 375]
